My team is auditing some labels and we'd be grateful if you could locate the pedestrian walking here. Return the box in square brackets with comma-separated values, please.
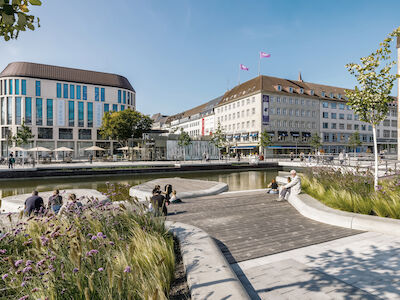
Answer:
[8, 153, 14, 169]
[290, 152, 294, 161]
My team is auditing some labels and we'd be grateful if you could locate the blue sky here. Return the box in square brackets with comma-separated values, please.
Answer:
[0, 0, 399, 115]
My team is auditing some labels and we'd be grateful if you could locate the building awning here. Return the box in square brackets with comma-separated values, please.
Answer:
[267, 145, 312, 149]
[267, 131, 275, 136]
[234, 135, 240, 139]
[226, 135, 232, 139]
[241, 133, 249, 138]
[290, 132, 300, 137]
[231, 145, 258, 149]
[302, 132, 311, 137]
[250, 132, 259, 137]
[278, 131, 288, 136]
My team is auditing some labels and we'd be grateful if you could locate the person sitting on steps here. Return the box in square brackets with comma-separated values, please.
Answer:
[266, 179, 279, 194]
[278, 170, 301, 201]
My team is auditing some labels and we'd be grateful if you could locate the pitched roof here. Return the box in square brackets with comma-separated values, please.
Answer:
[0, 62, 135, 92]
[219, 75, 350, 106]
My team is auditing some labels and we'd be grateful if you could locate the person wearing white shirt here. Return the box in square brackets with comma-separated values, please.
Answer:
[279, 170, 301, 201]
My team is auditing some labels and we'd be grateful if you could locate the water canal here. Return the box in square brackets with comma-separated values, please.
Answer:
[0, 169, 278, 198]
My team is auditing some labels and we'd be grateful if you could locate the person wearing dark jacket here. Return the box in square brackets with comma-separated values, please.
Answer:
[24, 190, 44, 216]
[150, 190, 168, 216]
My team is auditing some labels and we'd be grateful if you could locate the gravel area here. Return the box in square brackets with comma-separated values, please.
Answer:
[169, 237, 190, 300]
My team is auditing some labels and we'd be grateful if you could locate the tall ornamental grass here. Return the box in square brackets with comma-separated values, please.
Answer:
[0, 198, 174, 300]
[301, 168, 400, 219]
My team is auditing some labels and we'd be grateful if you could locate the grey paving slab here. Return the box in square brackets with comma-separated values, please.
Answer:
[167, 190, 360, 264]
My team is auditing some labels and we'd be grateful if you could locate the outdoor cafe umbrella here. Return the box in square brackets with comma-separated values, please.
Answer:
[84, 145, 105, 159]
[117, 146, 129, 151]
[27, 146, 52, 161]
[9, 146, 26, 152]
[54, 147, 74, 161]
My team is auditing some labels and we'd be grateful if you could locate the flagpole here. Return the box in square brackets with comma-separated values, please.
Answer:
[258, 55, 261, 76]
[238, 65, 240, 85]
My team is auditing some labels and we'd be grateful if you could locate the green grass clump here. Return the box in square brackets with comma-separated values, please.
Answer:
[0, 200, 174, 299]
[301, 168, 400, 219]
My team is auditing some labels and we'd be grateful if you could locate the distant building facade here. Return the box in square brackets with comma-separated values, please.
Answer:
[0, 62, 135, 157]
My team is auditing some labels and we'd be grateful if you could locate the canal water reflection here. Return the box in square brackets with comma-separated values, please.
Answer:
[0, 170, 278, 198]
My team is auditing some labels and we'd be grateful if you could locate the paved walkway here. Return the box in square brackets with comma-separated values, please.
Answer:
[168, 190, 400, 299]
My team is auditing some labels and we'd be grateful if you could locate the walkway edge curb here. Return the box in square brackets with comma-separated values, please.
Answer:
[165, 221, 250, 300]
[288, 193, 400, 236]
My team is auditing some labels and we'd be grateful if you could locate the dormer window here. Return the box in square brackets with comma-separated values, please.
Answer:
[310, 89, 314, 96]
[277, 85, 282, 91]
[289, 87, 293, 93]
[299, 88, 304, 94]
[338, 93, 341, 99]
[330, 92, 334, 98]
[321, 91, 326, 97]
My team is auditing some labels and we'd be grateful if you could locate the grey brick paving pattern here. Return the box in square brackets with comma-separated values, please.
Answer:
[167, 190, 360, 264]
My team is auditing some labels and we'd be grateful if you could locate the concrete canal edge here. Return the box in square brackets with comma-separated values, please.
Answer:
[165, 221, 250, 300]
[288, 193, 400, 236]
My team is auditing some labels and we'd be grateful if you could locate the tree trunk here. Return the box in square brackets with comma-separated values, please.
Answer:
[372, 125, 379, 190]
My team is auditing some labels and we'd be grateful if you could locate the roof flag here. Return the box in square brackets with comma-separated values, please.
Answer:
[260, 51, 271, 58]
[240, 64, 249, 71]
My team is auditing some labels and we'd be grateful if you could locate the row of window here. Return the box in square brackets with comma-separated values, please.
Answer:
[0, 97, 126, 127]
[36, 128, 94, 140]
[216, 96, 256, 114]
[271, 120, 317, 129]
[323, 123, 373, 131]
[217, 108, 257, 123]
[271, 96, 317, 106]
[270, 108, 316, 118]
[323, 112, 358, 120]
[117, 90, 134, 105]
[220, 120, 257, 132]
[0, 79, 28, 96]
[322, 102, 349, 110]
[322, 133, 374, 143]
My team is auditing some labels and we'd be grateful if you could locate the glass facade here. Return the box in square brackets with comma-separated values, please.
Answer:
[87, 102, 93, 127]
[9, 79, 13, 95]
[113, 104, 118, 111]
[25, 97, 32, 124]
[0, 98, 4, 125]
[101, 88, 105, 102]
[78, 101, 84, 127]
[70, 85, 75, 99]
[123, 91, 126, 104]
[79, 129, 91, 140]
[47, 99, 53, 126]
[7, 97, 12, 124]
[121, 105, 125, 111]
[15, 79, 19, 95]
[63, 84, 68, 98]
[83, 86, 87, 100]
[59, 128, 73, 139]
[118, 90, 121, 103]
[35, 81, 41, 96]
[57, 83, 62, 98]
[68, 101, 75, 127]
[15, 97, 21, 125]
[21, 79, 26, 95]
[38, 128, 53, 139]
[95, 87, 99, 101]
[76, 85, 81, 99]
[36, 98, 43, 125]
[104, 103, 109, 112]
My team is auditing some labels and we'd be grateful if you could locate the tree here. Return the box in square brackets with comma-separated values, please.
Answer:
[259, 130, 272, 157]
[309, 133, 322, 152]
[99, 109, 153, 147]
[348, 131, 362, 158]
[12, 120, 33, 146]
[0, 0, 42, 41]
[209, 123, 226, 159]
[345, 27, 400, 190]
[177, 129, 192, 161]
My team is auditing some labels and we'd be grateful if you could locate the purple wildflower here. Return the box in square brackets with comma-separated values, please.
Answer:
[91, 235, 97, 240]
[124, 266, 131, 273]
[2, 273, 8, 280]
[73, 268, 79, 273]
[36, 259, 45, 268]
[0, 249, 6, 254]
[22, 266, 32, 274]
[15, 259, 23, 267]
[25, 260, 33, 266]
[31, 287, 38, 292]
[21, 281, 26, 287]
[109, 241, 115, 246]
[98, 267, 104, 272]
[18, 296, 28, 300]
[50, 256, 56, 261]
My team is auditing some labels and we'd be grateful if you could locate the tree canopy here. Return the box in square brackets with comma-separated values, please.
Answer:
[99, 109, 153, 146]
[177, 129, 192, 148]
[0, 0, 41, 41]
[12, 120, 33, 146]
[209, 123, 226, 150]
[309, 133, 322, 151]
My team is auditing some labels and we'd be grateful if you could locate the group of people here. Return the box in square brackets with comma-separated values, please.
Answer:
[266, 169, 301, 201]
[150, 184, 181, 216]
[24, 189, 82, 216]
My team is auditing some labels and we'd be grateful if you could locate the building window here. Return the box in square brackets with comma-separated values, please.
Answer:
[83, 86, 87, 100]
[104, 103, 109, 112]
[95, 87, 99, 101]
[354, 124, 359, 130]
[339, 123, 345, 130]
[310, 89, 314, 95]
[347, 114, 352, 120]
[113, 104, 118, 111]
[323, 122, 328, 129]
[36, 98, 42, 125]
[87, 102, 93, 127]
[59, 128, 73, 139]
[76, 85, 81, 100]
[276, 97, 281, 103]
[47, 99, 53, 126]
[15, 97, 21, 125]
[361, 125, 366, 131]
[331, 103, 336, 109]
[121, 105, 125, 111]
[355, 114, 359, 121]
[9, 79, 13, 95]
[300, 88, 304, 94]
[331, 123, 337, 129]
[15, 79, 19, 95]
[123, 91, 126, 104]
[383, 130, 390, 138]
[338, 93, 342, 99]
[289, 87, 293, 93]
[6, 97, 11, 124]
[3, 79, 6, 94]
[101, 88, 105, 102]
[391, 120, 397, 127]
[63, 84, 68, 98]
[392, 130, 397, 138]
[277, 85, 282, 91]
[368, 125, 372, 131]
[25, 97, 32, 124]
[68, 101, 74, 127]
[331, 113, 336, 119]
[78, 101, 84, 127]
[276, 108, 280, 115]
[339, 103, 345, 110]
[321, 91, 325, 97]
[312, 111, 316, 117]
[70, 85, 75, 99]
[57, 83, 62, 98]
[79, 129, 92, 140]
[323, 112, 328, 118]
[383, 119, 390, 126]
[330, 92, 334, 98]
[339, 113, 344, 120]
[118, 90, 121, 103]
[21, 80, 26, 95]
[37, 128, 53, 139]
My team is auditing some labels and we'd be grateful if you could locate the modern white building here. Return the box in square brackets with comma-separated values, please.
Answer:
[0, 62, 135, 158]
